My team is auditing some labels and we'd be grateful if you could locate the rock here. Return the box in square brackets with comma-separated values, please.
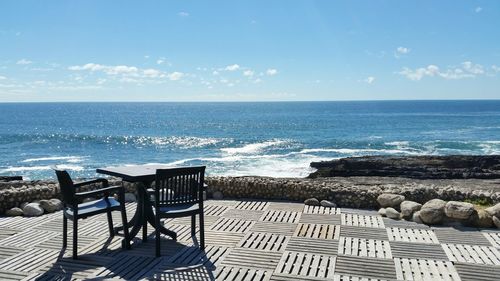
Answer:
[22, 203, 44, 217]
[20, 202, 29, 209]
[385, 207, 401, 219]
[0, 176, 23, 182]
[468, 210, 493, 228]
[493, 216, 500, 229]
[6, 207, 23, 216]
[320, 200, 337, 208]
[400, 201, 422, 218]
[378, 208, 387, 217]
[304, 198, 320, 206]
[212, 191, 224, 200]
[445, 201, 475, 220]
[124, 193, 137, 203]
[419, 199, 446, 224]
[412, 211, 424, 224]
[485, 203, 500, 217]
[308, 155, 500, 179]
[377, 193, 405, 208]
[39, 199, 63, 213]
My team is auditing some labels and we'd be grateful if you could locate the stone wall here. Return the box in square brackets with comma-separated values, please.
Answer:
[205, 176, 500, 208]
[1, 176, 500, 214]
[0, 180, 138, 214]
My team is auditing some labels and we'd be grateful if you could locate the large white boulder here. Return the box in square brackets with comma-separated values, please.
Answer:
[412, 211, 424, 224]
[385, 207, 401, 220]
[23, 203, 44, 217]
[400, 201, 422, 218]
[419, 199, 446, 224]
[304, 198, 320, 206]
[377, 193, 405, 208]
[6, 207, 23, 216]
[485, 203, 500, 217]
[493, 216, 500, 229]
[444, 201, 475, 220]
[320, 200, 337, 208]
[39, 199, 63, 213]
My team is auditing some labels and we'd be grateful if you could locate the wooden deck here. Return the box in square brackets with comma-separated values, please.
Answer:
[0, 199, 500, 280]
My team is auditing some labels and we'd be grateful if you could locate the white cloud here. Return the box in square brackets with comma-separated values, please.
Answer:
[97, 78, 107, 85]
[243, 70, 254, 77]
[475, 6, 482, 13]
[69, 63, 138, 75]
[212, 70, 219, 76]
[144, 55, 150, 59]
[461, 61, 483, 74]
[492, 65, 500, 72]
[394, 46, 410, 58]
[167, 72, 184, 81]
[0, 75, 6, 80]
[225, 64, 240, 71]
[156, 57, 169, 65]
[363, 76, 375, 84]
[143, 68, 164, 78]
[178, 11, 189, 17]
[68, 63, 186, 82]
[396, 47, 410, 54]
[16, 59, 32, 65]
[398, 61, 487, 81]
[266, 69, 278, 76]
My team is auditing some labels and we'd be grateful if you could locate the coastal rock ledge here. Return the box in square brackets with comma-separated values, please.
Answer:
[309, 155, 500, 179]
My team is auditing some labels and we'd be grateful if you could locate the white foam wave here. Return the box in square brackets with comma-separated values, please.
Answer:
[298, 148, 420, 155]
[385, 141, 410, 146]
[220, 140, 289, 155]
[21, 156, 87, 163]
[0, 164, 84, 173]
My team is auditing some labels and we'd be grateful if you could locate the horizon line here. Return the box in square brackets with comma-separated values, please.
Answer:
[1, 98, 499, 103]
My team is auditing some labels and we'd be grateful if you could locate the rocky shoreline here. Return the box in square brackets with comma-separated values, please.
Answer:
[309, 155, 500, 179]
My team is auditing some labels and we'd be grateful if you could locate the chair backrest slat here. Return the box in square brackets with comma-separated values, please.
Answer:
[155, 166, 205, 206]
[54, 169, 76, 206]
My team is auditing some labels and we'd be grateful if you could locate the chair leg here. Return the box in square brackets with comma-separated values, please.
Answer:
[142, 203, 148, 242]
[191, 215, 196, 237]
[155, 215, 161, 257]
[142, 218, 148, 242]
[72, 218, 78, 259]
[62, 214, 67, 248]
[199, 212, 205, 250]
[106, 209, 114, 237]
[120, 204, 130, 250]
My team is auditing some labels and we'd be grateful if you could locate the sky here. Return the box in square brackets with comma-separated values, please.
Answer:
[0, 0, 499, 102]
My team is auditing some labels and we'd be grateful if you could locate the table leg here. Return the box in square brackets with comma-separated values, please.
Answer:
[143, 201, 177, 240]
[124, 192, 145, 242]
[116, 179, 178, 245]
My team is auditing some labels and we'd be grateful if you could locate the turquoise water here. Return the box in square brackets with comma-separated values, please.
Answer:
[0, 100, 499, 179]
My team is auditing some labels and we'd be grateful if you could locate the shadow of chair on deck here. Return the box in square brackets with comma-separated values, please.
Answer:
[29, 233, 216, 281]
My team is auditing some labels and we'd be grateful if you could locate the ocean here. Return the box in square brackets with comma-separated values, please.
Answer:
[0, 100, 499, 180]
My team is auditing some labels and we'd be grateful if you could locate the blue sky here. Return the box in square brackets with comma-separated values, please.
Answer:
[0, 1, 499, 102]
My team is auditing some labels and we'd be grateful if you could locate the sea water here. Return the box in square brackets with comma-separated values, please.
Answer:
[0, 100, 499, 179]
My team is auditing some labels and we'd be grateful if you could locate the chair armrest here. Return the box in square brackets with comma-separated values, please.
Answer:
[75, 185, 122, 198]
[74, 178, 109, 188]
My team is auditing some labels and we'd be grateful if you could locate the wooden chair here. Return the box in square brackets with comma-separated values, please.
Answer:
[153, 166, 206, 257]
[54, 169, 130, 259]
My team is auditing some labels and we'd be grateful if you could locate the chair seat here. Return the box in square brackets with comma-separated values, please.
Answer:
[156, 203, 200, 217]
[65, 197, 121, 218]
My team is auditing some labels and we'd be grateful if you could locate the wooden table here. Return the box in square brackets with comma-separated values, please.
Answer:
[96, 165, 177, 243]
